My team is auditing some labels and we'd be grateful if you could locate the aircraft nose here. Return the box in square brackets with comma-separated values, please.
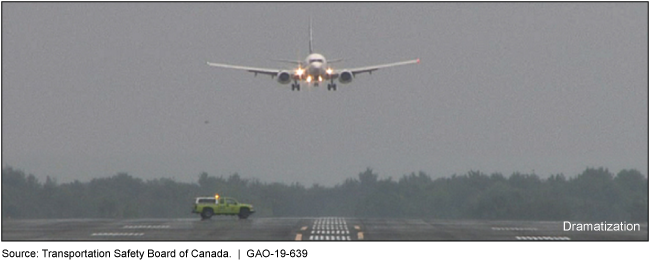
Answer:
[309, 62, 323, 75]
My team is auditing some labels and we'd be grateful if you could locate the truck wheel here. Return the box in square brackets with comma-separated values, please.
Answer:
[238, 208, 250, 219]
[201, 208, 214, 220]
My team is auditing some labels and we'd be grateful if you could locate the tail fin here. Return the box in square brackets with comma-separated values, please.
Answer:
[309, 17, 313, 54]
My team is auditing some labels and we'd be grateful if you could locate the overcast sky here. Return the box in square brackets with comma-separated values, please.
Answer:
[2, 2, 647, 185]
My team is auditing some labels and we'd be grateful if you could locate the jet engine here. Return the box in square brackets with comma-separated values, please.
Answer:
[276, 71, 292, 84]
[339, 70, 353, 84]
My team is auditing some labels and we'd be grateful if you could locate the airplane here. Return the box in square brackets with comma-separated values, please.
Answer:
[207, 19, 419, 91]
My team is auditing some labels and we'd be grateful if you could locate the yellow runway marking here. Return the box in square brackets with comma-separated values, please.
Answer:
[357, 232, 364, 240]
[295, 233, 302, 241]
[301, 226, 308, 231]
[354, 225, 360, 230]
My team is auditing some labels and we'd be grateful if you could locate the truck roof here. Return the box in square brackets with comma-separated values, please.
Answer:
[195, 197, 215, 204]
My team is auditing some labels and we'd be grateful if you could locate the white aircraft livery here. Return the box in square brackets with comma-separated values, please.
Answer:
[207, 19, 419, 91]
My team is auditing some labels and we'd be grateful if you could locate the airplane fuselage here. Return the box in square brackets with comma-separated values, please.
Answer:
[303, 53, 330, 83]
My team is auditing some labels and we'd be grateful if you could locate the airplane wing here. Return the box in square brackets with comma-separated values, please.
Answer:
[344, 58, 420, 75]
[270, 59, 302, 65]
[207, 62, 280, 77]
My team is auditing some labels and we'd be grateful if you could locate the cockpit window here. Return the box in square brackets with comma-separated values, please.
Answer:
[309, 59, 324, 63]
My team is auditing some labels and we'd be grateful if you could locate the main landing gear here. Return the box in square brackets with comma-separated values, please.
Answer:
[327, 80, 337, 91]
[291, 80, 337, 91]
[291, 82, 301, 91]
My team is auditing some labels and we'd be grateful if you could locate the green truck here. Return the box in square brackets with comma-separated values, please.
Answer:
[192, 195, 255, 219]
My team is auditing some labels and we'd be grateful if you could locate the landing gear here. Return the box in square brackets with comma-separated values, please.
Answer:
[291, 83, 301, 91]
[327, 77, 337, 91]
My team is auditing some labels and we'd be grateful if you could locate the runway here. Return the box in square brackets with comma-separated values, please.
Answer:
[2, 217, 647, 241]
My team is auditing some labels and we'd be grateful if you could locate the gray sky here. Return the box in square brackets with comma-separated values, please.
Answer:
[2, 2, 647, 185]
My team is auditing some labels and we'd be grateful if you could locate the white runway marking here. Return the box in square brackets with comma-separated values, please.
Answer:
[515, 236, 570, 240]
[123, 225, 170, 229]
[308, 235, 351, 241]
[492, 227, 538, 231]
[91, 232, 145, 237]
[306, 217, 352, 241]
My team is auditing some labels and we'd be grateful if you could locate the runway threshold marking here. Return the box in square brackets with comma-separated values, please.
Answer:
[303, 217, 352, 241]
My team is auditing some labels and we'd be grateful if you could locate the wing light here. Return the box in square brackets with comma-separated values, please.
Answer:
[296, 68, 304, 76]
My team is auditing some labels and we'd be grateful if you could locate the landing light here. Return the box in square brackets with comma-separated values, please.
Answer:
[326, 68, 333, 75]
[296, 68, 304, 76]
[318, 76, 323, 82]
[306, 75, 312, 83]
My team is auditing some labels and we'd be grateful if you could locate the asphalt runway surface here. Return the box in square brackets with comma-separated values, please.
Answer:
[2, 217, 647, 241]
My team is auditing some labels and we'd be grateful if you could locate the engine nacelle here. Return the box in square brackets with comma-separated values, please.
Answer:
[276, 71, 292, 84]
[339, 70, 353, 84]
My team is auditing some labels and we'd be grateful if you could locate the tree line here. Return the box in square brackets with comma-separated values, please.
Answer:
[2, 166, 647, 221]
